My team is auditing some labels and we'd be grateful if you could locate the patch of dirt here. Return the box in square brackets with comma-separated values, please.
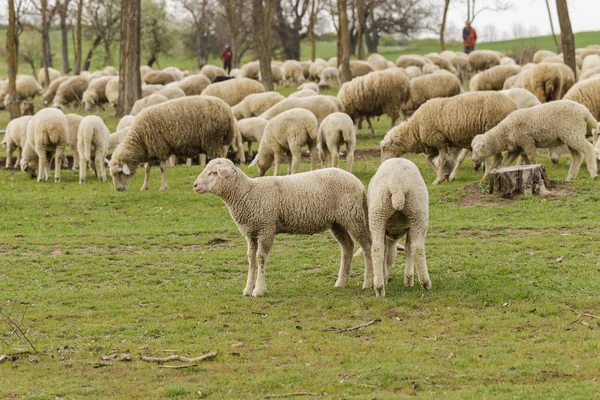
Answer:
[207, 238, 229, 246]
[354, 148, 381, 159]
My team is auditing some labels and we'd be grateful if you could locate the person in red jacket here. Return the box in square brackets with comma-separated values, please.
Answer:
[221, 45, 233, 74]
[462, 21, 477, 54]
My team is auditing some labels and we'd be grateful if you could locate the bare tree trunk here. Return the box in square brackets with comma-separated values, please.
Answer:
[545, 0, 559, 52]
[58, 0, 70, 73]
[41, 0, 51, 85]
[117, 0, 141, 117]
[74, 0, 83, 74]
[556, 0, 576, 80]
[338, 0, 350, 83]
[252, 0, 274, 91]
[6, 0, 20, 119]
[356, 0, 365, 59]
[308, 0, 316, 62]
[440, 0, 450, 52]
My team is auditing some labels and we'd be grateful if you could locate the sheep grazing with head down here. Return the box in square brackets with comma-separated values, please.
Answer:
[469, 65, 521, 91]
[340, 60, 375, 79]
[288, 89, 318, 98]
[367, 157, 431, 294]
[318, 66, 339, 88]
[77, 116, 110, 183]
[52, 76, 89, 108]
[281, 60, 305, 85]
[82, 76, 113, 110]
[471, 100, 599, 182]
[0, 75, 43, 105]
[232, 92, 285, 120]
[109, 96, 236, 191]
[38, 67, 61, 87]
[2, 115, 33, 168]
[143, 70, 177, 85]
[402, 72, 462, 116]
[193, 158, 377, 297]
[20, 108, 68, 182]
[250, 108, 318, 176]
[171, 74, 211, 96]
[65, 113, 84, 170]
[317, 112, 356, 172]
[201, 78, 265, 106]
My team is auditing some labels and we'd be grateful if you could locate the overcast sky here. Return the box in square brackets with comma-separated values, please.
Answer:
[443, 0, 599, 42]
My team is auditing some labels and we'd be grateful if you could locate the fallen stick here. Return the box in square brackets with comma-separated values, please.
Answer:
[323, 319, 381, 333]
[159, 364, 199, 369]
[0, 355, 7, 363]
[583, 313, 600, 319]
[140, 351, 217, 364]
[264, 392, 320, 398]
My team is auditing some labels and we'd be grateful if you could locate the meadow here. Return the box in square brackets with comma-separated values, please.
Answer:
[2, 79, 600, 398]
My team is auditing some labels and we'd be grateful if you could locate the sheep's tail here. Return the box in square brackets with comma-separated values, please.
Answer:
[82, 126, 94, 162]
[341, 127, 353, 144]
[44, 120, 65, 145]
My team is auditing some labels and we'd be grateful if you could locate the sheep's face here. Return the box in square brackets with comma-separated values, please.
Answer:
[471, 135, 487, 163]
[109, 161, 134, 191]
[193, 158, 236, 195]
[380, 124, 409, 160]
[20, 157, 37, 179]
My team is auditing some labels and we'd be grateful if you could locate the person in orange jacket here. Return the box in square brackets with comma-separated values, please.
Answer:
[221, 45, 233, 74]
[463, 21, 477, 54]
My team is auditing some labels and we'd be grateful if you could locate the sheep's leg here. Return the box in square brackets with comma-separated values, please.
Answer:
[330, 224, 354, 288]
[140, 163, 151, 191]
[309, 142, 317, 171]
[330, 144, 339, 169]
[54, 147, 64, 183]
[290, 147, 302, 175]
[79, 153, 87, 184]
[408, 226, 431, 290]
[503, 150, 521, 166]
[247, 142, 253, 159]
[521, 144, 537, 166]
[243, 237, 258, 296]
[252, 236, 274, 297]
[37, 151, 47, 182]
[566, 138, 598, 180]
[448, 149, 469, 182]
[425, 153, 438, 174]
[384, 236, 397, 283]
[322, 147, 331, 168]
[95, 150, 106, 182]
[367, 118, 375, 138]
[347, 219, 377, 295]
[404, 233, 414, 287]
[159, 160, 168, 191]
[199, 154, 206, 167]
[5, 143, 12, 168]
[369, 222, 387, 293]
[566, 147, 583, 182]
[345, 142, 355, 172]
[72, 149, 79, 170]
[481, 154, 502, 182]
[273, 148, 281, 176]
[432, 146, 448, 185]
[15, 148, 22, 168]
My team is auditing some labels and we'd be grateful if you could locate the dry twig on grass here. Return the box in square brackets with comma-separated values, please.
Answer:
[140, 351, 217, 364]
[0, 355, 8, 363]
[264, 392, 320, 398]
[322, 319, 381, 333]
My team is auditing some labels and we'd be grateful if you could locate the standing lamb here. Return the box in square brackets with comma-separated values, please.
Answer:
[259, 96, 338, 125]
[317, 112, 356, 172]
[193, 158, 377, 297]
[65, 113, 84, 170]
[232, 92, 285, 120]
[367, 158, 431, 295]
[20, 108, 68, 182]
[2, 115, 33, 168]
[471, 100, 598, 182]
[77, 116, 110, 183]
[201, 78, 265, 106]
[238, 117, 268, 159]
[109, 96, 236, 191]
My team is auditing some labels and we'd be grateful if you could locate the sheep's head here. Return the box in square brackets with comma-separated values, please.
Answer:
[109, 157, 135, 191]
[248, 152, 272, 177]
[20, 156, 37, 179]
[380, 123, 410, 161]
[471, 135, 488, 163]
[193, 158, 237, 195]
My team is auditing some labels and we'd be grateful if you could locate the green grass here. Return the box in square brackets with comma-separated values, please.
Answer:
[2, 90, 600, 397]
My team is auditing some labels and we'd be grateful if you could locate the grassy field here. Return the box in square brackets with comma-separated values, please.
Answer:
[2, 79, 600, 398]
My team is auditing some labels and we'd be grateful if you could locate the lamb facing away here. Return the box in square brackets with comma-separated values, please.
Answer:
[65, 113, 84, 170]
[250, 108, 318, 176]
[238, 117, 268, 159]
[367, 158, 431, 294]
[259, 96, 338, 125]
[20, 108, 68, 182]
[109, 96, 236, 191]
[380, 91, 518, 184]
[193, 158, 377, 297]
[2, 115, 33, 168]
[77, 116, 110, 183]
[317, 112, 356, 172]
[201, 78, 265, 106]
[232, 92, 285, 120]
[471, 100, 598, 182]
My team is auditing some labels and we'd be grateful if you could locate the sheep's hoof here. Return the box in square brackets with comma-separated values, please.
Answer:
[421, 280, 432, 290]
[334, 278, 347, 288]
[140, 186, 149, 191]
[252, 288, 265, 297]
[593, 175, 598, 181]
[432, 179, 440, 185]
[243, 287, 254, 296]
[160, 186, 168, 191]
[374, 285, 385, 297]
[79, 180, 84, 184]
[404, 275, 414, 287]
[362, 280, 373, 290]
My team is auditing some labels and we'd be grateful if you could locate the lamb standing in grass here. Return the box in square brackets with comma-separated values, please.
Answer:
[232, 92, 285, 120]
[193, 158, 377, 297]
[77, 116, 110, 183]
[367, 158, 431, 294]
[2, 115, 33, 168]
[471, 100, 598, 182]
[259, 96, 338, 125]
[65, 113, 84, 170]
[250, 108, 318, 176]
[317, 112, 356, 172]
[52, 76, 89, 108]
[238, 117, 268, 159]
[109, 96, 236, 191]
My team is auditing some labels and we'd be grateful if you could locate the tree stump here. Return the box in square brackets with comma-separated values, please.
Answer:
[489, 164, 550, 198]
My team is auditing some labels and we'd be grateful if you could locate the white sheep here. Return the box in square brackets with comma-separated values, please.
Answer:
[52, 76, 89, 108]
[65, 113, 83, 170]
[201, 78, 265, 106]
[471, 100, 598, 182]
[82, 76, 113, 110]
[77, 116, 110, 183]
[288, 89, 318, 98]
[317, 66, 339, 88]
[297, 82, 319, 93]
[250, 108, 318, 176]
[237, 117, 268, 159]
[38, 67, 61, 87]
[2, 115, 33, 168]
[317, 112, 356, 172]
[131, 93, 169, 116]
[156, 86, 186, 100]
[232, 92, 285, 120]
[260, 95, 338, 125]
[105, 77, 119, 106]
[109, 127, 131, 150]
[367, 157, 431, 294]
[117, 115, 136, 131]
[192, 158, 376, 297]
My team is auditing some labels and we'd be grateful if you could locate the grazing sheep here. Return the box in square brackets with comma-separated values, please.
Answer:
[468, 50, 501, 72]
[502, 74, 518, 90]
[340, 60, 375, 79]
[422, 63, 440, 75]
[42, 76, 69, 106]
[238, 117, 268, 159]
[471, 100, 598, 181]
[82, 76, 113, 110]
[192, 158, 376, 297]
[109, 127, 131, 150]
[367, 158, 431, 294]
[143, 70, 177, 85]
[581, 55, 600, 73]
[232, 92, 285, 120]
[533, 49, 557, 63]
[542, 54, 583, 69]
[77, 116, 110, 183]
[105, 77, 119, 106]
[327, 57, 337, 67]
[395, 55, 431, 69]
[2, 115, 33, 168]
[65, 113, 84, 170]
[402, 72, 462, 116]
[500, 88, 541, 109]
[337, 69, 411, 135]
[578, 65, 600, 81]
[240, 61, 261, 80]
[117, 115, 136, 131]
[500, 56, 517, 65]
[103, 66, 118, 76]
[281, 60, 305, 84]
[259, 96, 338, 125]
[162, 66, 184, 81]
[20, 108, 68, 182]
[140, 65, 153, 76]
[109, 96, 236, 191]
[380, 91, 518, 184]
[53, 76, 89, 108]
[563, 76, 600, 123]
[38, 67, 62, 87]
[308, 59, 328, 81]
[200, 65, 227, 82]
[201, 78, 265, 106]
[288, 89, 318, 98]
[257, 64, 283, 86]
[141, 84, 163, 98]
[230, 68, 242, 78]
[0, 75, 43, 104]
[156, 86, 186, 100]
[172, 74, 211, 96]
[317, 112, 356, 172]
[318, 66, 339, 88]
[297, 82, 319, 93]
[367, 54, 389, 71]
[404, 66, 423, 79]
[250, 108, 318, 176]
[130, 93, 169, 116]
[469, 65, 521, 91]
[512, 63, 563, 103]
[424, 53, 456, 73]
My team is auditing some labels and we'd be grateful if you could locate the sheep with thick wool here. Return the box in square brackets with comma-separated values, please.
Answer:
[340, 61, 375, 79]
[201, 78, 265, 106]
[171, 74, 211, 96]
[77, 116, 110, 183]
[395, 55, 431, 69]
[232, 92, 285, 120]
[109, 127, 131, 150]
[367, 54, 390, 71]
[260, 95, 338, 125]
[65, 113, 83, 170]
[238, 117, 268, 159]
[318, 66, 339, 88]
[251, 108, 318, 176]
[2, 115, 33, 168]
[297, 82, 319, 93]
[308, 59, 328, 81]
[469, 65, 521, 91]
[38, 67, 61, 87]
[471, 100, 598, 182]
[367, 157, 431, 294]
[199, 65, 226, 82]
[52, 76, 89, 108]
[156, 86, 186, 100]
[424, 53, 457, 73]
[42, 76, 69, 106]
[281, 60, 305, 84]
[468, 50, 501, 72]
[402, 72, 462, 116]
[192, 158, 377, 297]
[380, 91, 518, 184]
[105, 77, 119, 106]
[0, 75, 42, 104]
[499, 88, 541, 109]
[288, 89, 318, 98]
[131, 93, 169, 116]
[143, 70, 177, 85]
[581, 55, 600, 73]
[109, 96, 236, 191]
[82, 76, 113, 110]
[162, 66, 184, 81]
[240, 61, 261, 80]
[317, 112, 356, 172]
[20, 108, 68, 182]
[533, 49, 557, 63]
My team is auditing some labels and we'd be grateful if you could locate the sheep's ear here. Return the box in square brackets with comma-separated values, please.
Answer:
[473, 142, 485, 152]
[248, 157, 258, 168]
[122, 163, 131, 175]
[217, 167, 232, 178]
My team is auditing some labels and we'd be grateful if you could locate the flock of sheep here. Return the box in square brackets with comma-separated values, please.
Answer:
[2, 44, 600, 297]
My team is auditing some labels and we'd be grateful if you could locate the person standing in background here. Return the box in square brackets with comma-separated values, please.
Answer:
[463, 21, 477, 54]
[222, 45, 233, 74]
